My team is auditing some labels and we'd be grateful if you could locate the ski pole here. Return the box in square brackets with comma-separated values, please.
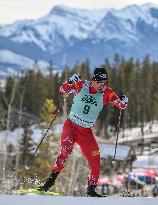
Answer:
[112, 108, 122, 165]
[25, 94, 69, 169]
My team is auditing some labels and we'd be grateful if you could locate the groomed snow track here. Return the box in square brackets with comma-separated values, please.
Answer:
[0, 195, 158, 205]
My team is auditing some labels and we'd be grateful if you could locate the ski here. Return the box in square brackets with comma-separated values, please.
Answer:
[12, 189, 59, 196]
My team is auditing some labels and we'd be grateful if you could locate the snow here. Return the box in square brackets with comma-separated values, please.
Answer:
[0, 79, 6, 88]
[0, 120, 157, 148]
[0, 5, 107, 47]
[99, 143, 131, 160]
[116, 5, 149, 23]
[91, 13, 138, 42]
[49, 6, 127, 42]
[0, 120, 158, 168]
[0, 123, 61, 152]
[89, 3, 158, 42]
[115, 4, 158, 25]
[0, 49, 33, 68]
[55, 123, 63, 135]
[133, 155, 158, 169]
[0, 49, 48, 72]
[0, 20, 32, 37]
[44, 7, 106, 41]
[0, 66, 15, 78]
[1, 3, 158, 74]
[118, 122, 158, 143]
[0, 195, 157, 205]
[0, 4, 111, 53]
[0, 128, 23, 150]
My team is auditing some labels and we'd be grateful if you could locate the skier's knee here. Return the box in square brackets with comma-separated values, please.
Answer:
[61, 147, 72, 158]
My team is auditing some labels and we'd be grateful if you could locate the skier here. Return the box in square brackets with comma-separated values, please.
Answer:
[38, 68, 128, 197]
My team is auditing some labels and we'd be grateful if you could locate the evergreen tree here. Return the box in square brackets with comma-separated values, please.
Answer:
[3, 57, 158, 142]
[19, 127, 34, 166]
[21, 69, 48, 116]
[79, 59, 91, 80]
[18, 127, 36, 188]
[151, 62, 158, 121]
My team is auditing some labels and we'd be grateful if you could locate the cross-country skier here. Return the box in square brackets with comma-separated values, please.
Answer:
[38, 68, 128, 197]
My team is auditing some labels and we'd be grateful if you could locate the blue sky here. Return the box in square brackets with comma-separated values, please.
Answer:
[0, 0, 158, 24]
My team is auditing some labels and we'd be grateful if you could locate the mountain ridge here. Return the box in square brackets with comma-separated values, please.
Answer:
[0, 3, 158, 77]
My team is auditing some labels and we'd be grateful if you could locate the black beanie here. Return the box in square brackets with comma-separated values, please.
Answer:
[92, 68, 108, 81]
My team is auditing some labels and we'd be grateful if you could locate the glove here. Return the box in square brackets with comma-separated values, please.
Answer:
[68, 74, 81, 85]
[120, 95, 128, 105]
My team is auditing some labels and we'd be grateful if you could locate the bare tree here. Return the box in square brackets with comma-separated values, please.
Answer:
[15, 81, 27, 178]
[2, 77, 17, 181]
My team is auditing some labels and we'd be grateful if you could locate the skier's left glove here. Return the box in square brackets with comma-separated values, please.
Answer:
[120, 95, 128, 106]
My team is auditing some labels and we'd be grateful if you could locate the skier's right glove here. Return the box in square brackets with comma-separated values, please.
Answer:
[120, 95, 128, 105]
[68, 74, 81, 85]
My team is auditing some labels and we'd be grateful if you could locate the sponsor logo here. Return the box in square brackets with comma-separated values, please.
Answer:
[81, 95, 97, 106]
[91, 150, 100, 157]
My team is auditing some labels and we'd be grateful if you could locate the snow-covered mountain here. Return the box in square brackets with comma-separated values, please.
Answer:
[0, 4, 158, 77]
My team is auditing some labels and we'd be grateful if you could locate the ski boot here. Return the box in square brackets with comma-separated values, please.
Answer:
[37, 172, 60, 192]
[86, 185, 105, 197]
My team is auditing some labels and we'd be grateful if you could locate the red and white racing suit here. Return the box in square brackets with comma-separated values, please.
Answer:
[52, 81, 127, 186]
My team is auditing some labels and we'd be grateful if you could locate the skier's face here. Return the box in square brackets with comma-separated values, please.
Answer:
[92, 80, 108, 92]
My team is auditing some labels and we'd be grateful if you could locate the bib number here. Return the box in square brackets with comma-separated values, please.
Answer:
[83, 105, 90, 114]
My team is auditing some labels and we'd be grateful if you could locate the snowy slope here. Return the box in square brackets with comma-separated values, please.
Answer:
[0, 121, 158, 156]
[0, 49, 34, 67]
[0, 123, 61, 151]
[0, 5, 106, 52]
[89, 4, 158, 41]
[0, 195, 158, 205]
[118, 121, 158, 143]
[88, 11, 138, 42]
[0, 49, 49, 78]
[133, 155, 158, 169]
